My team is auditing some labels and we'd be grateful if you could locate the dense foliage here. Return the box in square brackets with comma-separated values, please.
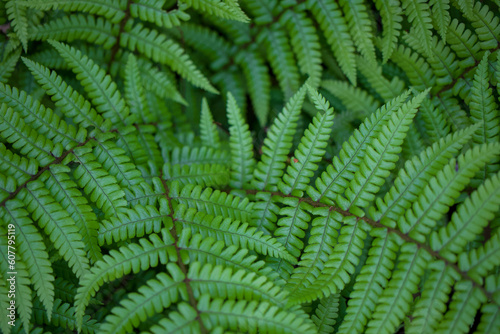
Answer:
[0, 0, 499, 333]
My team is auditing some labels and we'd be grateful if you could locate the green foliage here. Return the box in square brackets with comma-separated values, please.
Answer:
[0, 0, 499, 333]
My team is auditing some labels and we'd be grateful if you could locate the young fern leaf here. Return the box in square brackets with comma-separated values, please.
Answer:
[74, 231, 176, 330]
[429, 0, 450, 42]
[200, 98, 220, 149]
[341, 90, 428, 216]
[146, 302, 199, 334]
[278, 87, 334, 196]
[49, 40, 133, 126]
[0, 49, 21, 84]
[1, 200, 54, 320]
[227, 92, 255, 189]
[252, 84, 307, 191]
[459, 229, 500, 284]
[433, 170, 500, 262]
[21, 57, 111, 132]
[130, 0, 190, 28]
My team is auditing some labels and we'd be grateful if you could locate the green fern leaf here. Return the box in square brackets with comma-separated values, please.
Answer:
[99, 263, 185, 334]
[0, 143, 37, 184]
[49, 40, 133, 126]
[429, 0, 450, 42]
[120, 22, 218, 94]
[307, 0, 356, 84]
[312, 293, 340, 334]
[22, 57, 111, 132]
[470, 3, 500, 50]
[341, 90, 427, 215]
[0, 49, 21, 84]
[459, 229, 500, 284]
[147, 302, 201, 334]
[1, 200, 54, 319]
[279, 87, 334, 196]
[401, 0, 434, 58]
[130, 0, 190, 28]
[19, 0, 126, 23]
[124, 54, 152, 123]
[6, 0, 28, 51]
[181, 0, 249, 22]
[252, 84, 306, 191]
[74, 231, 176, 330]
[227, 92, 255, 189]
[374, 0, 403, 62]
[200, 98, 221, 149]
[196, 294, 317, 333]
[72, 144, 128, 218]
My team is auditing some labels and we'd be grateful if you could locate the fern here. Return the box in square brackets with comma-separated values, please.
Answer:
[1, 1, 500, 333]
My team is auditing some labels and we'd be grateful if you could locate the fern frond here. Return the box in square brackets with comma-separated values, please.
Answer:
[227, 92, 255, 189]
[181, 0, 249, 22]
[1, 199, 54, 319]
[312, 293, 340, 334]
[279, 88, 334, 196]
[436, 281, 486, 334]
[99, 263, 185, 334]
[340, 0, 376, 64]
[200, 98, 220, 149]
[19, 0, 126, 23]
[72, 144, 128, 217]
[390, 45, 435, 90]
[285, 208, 342, 297]
[146, 302, 199, 334]
[405, 262, 458, 333]
[252, 84, 307, 191]
[252, 192, 280, 235]
[19, 180, 90, 278]
[339, 229, 398, 333]
[370, 123, 479, 225]
[98, 204, 167, 245]
[0, 82, 86, 149]
[235, 50, 270, 125]
[0, 49, 20, 84]
[429, 0, 450, 42]
[0, 104, 57, 167]
[175, 204, 296, 263]
[289, 216, 369, 304]
[459, 229, 500, 283]
[31, 14, 118, 49]
[167, 146, 229, 167]
[282, 10, 322, 88]
[130, 0, 190, 28]
[341, 90, 427, 215]
[124, 54, 152, 123]
[321, 79, 380, 114]
[307, 0, 356, 84]
[365, 245, 431, 334]
[45, 165, 101, 264]
[470, 2, 500, 50]
[197, 294, 317, 333]
[22, 57, 111, 132]
[170, 182, 253, 223]
[6, 0, 28, 51]
[261, 26, 300, 99]
[477, 303, 500, 333]
[121, 22, 218, 93]
[74, 231, 176, 329]
[163, 162, 229, 188]
[0, 143, 37, 183]
[401, 0, 434, 57]
[398, 143, 500, 242]
[356, 57, 405, 101]
[307, 90, 412, 205]
[446, 19, 480, 68]
[49, 40, 133, 125]
[374, 0, 403, 62]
